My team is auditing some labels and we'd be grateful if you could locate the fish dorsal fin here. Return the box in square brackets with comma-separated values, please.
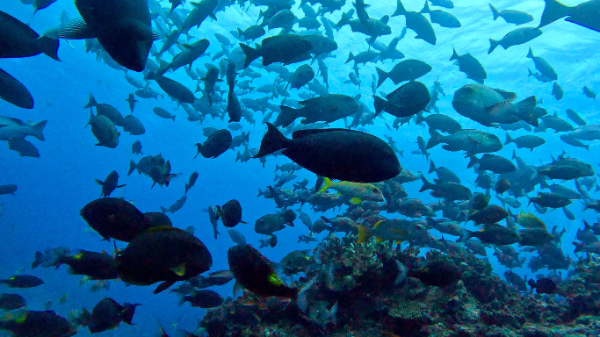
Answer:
[292, 128, 345, 139]
[493, 89, 517, 101]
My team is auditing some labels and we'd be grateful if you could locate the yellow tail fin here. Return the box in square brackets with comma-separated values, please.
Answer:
[357, 225, 371, 244]
[318, 177, 333, 193]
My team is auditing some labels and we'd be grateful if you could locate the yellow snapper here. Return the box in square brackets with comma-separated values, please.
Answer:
[318, 177, 384, 204]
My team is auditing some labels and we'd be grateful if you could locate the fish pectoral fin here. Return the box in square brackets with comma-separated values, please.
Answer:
[43, 19, 96, 39]
[171, 263, 186, 277]
[153, 281, 175, 294]
[349, 197, 362, 204]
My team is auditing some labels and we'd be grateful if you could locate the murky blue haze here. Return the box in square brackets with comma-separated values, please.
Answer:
[0, 0, 599, 335]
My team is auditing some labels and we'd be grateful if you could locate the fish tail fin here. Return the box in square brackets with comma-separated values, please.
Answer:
[527, 47, 534, 59]
[37, 36, 60, 61]
[392, 0, 406, 17]
[128, 160, 136, 176]
[356, 225, 372, 244]
[253, 123, 290, 158]
[467, 156, 480, 169]
[84, 93, 97, 109]
[511, 149, 517, 160]
[345, 52, 354, 64]
[30, 120, 47, 141]
[517, 96, 538, 126]
[583, 220, 592, 232]
[505, 132, 514, 145]
[237, 28, 244, 39]
[489, 4, 500, 20]
[488, 39, 499, 54]
[539, 0, 571, 28]
[171, 115, 176, 121]
[420, 176, 434, 192]
[427, 128, 443, 149]
[573, 241, 585, 253]
[373, 95, 388, 116]
[428, 160, 436, 174]
[276, 105, 300, 127]
[160, 207, 167, 214]
[460, 229, 476, 243]
[240, 43, 261, 68]
[450, 47, 459, 61]
[375, 67, 388, 87]
[318, 177, 333, 193]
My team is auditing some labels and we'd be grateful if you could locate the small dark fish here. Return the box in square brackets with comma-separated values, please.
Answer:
[161, 196, 187, 214]
[0, 275, 44, 288]
[0, 184, 17, 195]
[408, 260, 461, 287]
[393, 0, 437, 45]
[180, 290, 223, 308]
[374, 81, 430, 117]
[195, 129, 232, 159]
[95, 170, 125, 197]
[228, 229, 247, 246]
[240, 34, 313, 68]
[86, 111, 119, 148]
[122, 115, 145, 135]
[0, 293, 26, 310]
[583, 86, 596, 99]
[88, 298, 138, 333]
[8, 138, 39, 157]
[125, 93, 138, 113]
[528, 277, 556, 294]
[147, 73, 195, 103]
[0, 310, 76, 337]
[489, 4, 534, 25]
[185, 172, 199, 194]
[376, 59, 432, 87]
[217, 199, 246, 228]
[153, 107, 176, 121]
[450, 48, 486, 83]
[488, 27, 542, 54]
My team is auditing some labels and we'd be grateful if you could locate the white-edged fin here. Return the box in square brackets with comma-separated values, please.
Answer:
[328, 302, 339, 324]
[44, 19, 95, 39]
[297, 275, 318, 314]
[395, 260, 407, 286]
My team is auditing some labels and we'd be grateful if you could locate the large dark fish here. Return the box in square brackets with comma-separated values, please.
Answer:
[45, 0, 156, 71]
[0, 10, 60, 60]
[254, 123, 401, 183]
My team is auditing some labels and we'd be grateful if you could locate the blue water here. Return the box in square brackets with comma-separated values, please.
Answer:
[1, 0, 599, 335]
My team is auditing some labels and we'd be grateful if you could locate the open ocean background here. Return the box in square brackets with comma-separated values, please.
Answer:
[0, 0, 599, 335]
